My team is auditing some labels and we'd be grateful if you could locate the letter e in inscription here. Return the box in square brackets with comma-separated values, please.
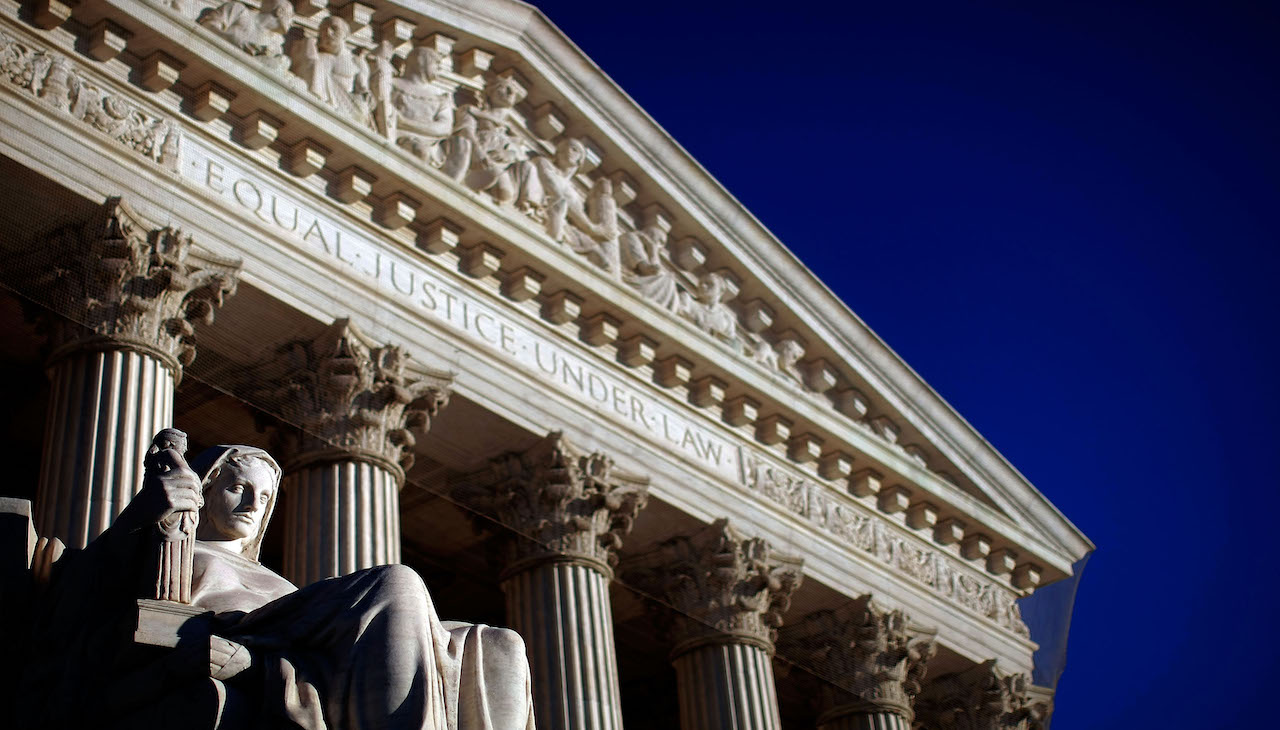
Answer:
[499, 324, 518, 355]
[611, 387, 629, 417]
[205, 159, 226, 193]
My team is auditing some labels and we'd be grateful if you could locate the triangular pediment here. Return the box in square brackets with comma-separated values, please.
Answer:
[6, 0, 1090, 586]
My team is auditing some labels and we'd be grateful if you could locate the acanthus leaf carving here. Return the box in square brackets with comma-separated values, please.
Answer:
[20, 197, 240, 379]
[777, 595, 937, 721]
[622, 518, 804, 651]
[252, 318, 453, 477]
[916, 660, 1046, 730]
[0, 29, 182, 170]
[454, 431, 649, 573]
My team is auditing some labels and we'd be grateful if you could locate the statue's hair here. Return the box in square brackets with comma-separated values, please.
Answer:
[202, 452, 281, 496]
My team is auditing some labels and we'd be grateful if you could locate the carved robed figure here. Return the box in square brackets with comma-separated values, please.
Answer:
[16, 435, 535, 730]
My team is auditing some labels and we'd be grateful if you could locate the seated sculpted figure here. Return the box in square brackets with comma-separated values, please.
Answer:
[389, 47, 457, 167]
[442, 76, 533, 204]
[678, 272, 738, 343]
[197, 0, 294, 71]
[18, 440, 535, 729]
[518, 138, 618, 254]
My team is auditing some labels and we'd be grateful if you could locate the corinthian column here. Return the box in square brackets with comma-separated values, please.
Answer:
[26, 197, 240, 548]
[915, 660, 1049, 730]
[623, 518, 804, 730]
[777, 595, 936, 730]
[455, 432, 649, 730]
[257, 318, 451, 586]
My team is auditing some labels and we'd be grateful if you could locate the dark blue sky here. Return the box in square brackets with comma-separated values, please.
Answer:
[531, 1, 1279, 727]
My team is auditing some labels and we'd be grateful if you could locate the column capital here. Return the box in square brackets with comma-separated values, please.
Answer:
[916, 660, 1048, 730]
[456, 431, 649, 576]
[778, 595, 936, 721]
[26, 197, 240, 379]
[258, 318, 452, 480]
[624, 518, 803, 654]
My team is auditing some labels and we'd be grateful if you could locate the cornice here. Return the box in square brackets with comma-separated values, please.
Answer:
[2, 0, 1088, 584]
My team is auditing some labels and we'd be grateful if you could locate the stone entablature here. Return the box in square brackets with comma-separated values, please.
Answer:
[0, 0, 1073, 652]
[8, 1, 1071, 586]
[0, 21, 1043, 646]
[0, 0, 1083, 580]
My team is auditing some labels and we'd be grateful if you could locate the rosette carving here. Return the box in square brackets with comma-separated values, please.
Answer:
[624, 518, 803, 652]
[778, 595, 936, 721]
[256, 318, 452, 478]
[455, 431, 649, 574]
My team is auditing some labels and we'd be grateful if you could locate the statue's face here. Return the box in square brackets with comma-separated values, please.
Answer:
[697, 274, 723, 303]
[556, 139, 585, 168]
[203, 460, 276, 541]
[318, 18, 348, 54]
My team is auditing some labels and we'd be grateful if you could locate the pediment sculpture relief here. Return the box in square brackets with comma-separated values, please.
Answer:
[13, 430, 535, 729]
[290, 16, 372, 124]
[386, 46, 456, 165]
[197, 0, 293, 71]
[184, 7, 866, 399]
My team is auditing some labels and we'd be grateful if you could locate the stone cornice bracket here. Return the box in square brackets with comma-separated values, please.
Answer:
[915, 660, 1044, 730]
[21, 197, 240, 381]
[777, 595, 937, 722]
[454, 431, 650, 577]
[623, 518, 804, 656]
[254, 318, 453, 481]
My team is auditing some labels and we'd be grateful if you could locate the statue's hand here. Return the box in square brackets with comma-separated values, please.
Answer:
[210, 635, 253, 681]
[136, 448, 202, 529]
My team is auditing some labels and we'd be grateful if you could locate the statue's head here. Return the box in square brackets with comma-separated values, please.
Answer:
[696, 272, 729, 304]
[317, 16, 351, 54]
[404, 46, 442, 82]
[192, 445, 282, 560]
[555, 138, 586, 171]
[260, 0, 294, 32]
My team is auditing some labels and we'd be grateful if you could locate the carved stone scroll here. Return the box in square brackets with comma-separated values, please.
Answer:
[23, 197, 241, 376]
[915, 660, 1046, 730]
[254, 318, 452, 478]
[455, 431, 649, 575]
[778, 596, 937, 724]
[0, 29, 182, 169]
[623, 518, 803, 653]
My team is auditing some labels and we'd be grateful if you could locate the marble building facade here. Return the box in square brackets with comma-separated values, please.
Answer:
[0, 0, 1092, 727]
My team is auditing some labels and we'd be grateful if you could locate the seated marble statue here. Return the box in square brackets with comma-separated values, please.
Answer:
[18, 442, 535, 730]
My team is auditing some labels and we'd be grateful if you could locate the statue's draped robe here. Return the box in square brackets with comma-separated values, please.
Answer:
[18, 531, 535, 730]
[193, 543, 535, 730]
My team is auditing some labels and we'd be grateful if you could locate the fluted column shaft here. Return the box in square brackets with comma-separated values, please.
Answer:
[455, 432, 650, 730]
[35, 348, 174, 548]
[673, 641, 782, 730]
[23, 198, 239, 548]
[282, 459, 402, 586]
[623, 519, 804, 730]
[502, 558, 623, 730]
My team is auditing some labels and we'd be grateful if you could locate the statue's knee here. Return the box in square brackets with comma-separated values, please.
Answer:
[373, 563, 426, 595]
[488, 627, 528, 666]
